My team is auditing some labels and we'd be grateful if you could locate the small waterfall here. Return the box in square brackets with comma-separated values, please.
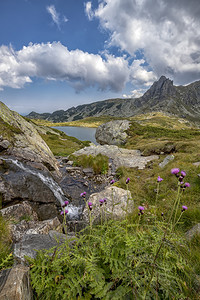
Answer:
[0, 157, 81, 219]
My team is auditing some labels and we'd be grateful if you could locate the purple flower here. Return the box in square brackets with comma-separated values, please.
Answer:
[80, 192, 86, 198]
[99, 199, 104, 206]
[110, 179, 115, 184]
[103, 198, 107, 204]
[182, 205, 188, 212]
[184, 182, 190, 188]
[161, 212, 164, 216]
[60, 211, 64, 215]
[138, 206, 144, 211]
[171, 168, 180, 175]
[88, 202, 92, 207]
[64, 200, 69, 206]
[157, 176, 163, 182]
[126, 177, 130, 184]
[181, 171, 186, 177]
[179, 176, 184, 182]
[65, 209, 69, 214]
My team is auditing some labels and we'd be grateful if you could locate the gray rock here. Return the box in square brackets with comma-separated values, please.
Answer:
[185, 223, 200, 240]
[159, 155, 174, 168]
[14, 232, 67, 262]
[73, 144, 159, 170]
[82, 168, 94, 176]
[0, 201, 38, 223]
[0, 265, 33, 300]
[10, 217, 62, 243]
[82, 186, 133, 224]
[193, 161, 200, 167]
[95, 120, 130, 145]
[0, 140, 10, 152]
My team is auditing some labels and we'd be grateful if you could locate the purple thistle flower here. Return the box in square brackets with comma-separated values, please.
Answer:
[179, 176, 184, 182]
[64, 201, 69, 206]
[182, 205, 188, 212]
[60, 211, 64, 215]
[103, 198, 107, 204]
[110, 179, 115, 184]
[99, 199, 104, 206]
[181, 171, 186, 177]
[157, 176, 163, 182]
[88, 202, 93, 207]
[161, 212, 164, 217]
[126, 177, 130, 184]
[184, 182, 190, 188]
[171, 168, 180, 175]
[138, 206, 144, 211]
[65, 209, 69, 214]
[61, 203, 66, 208]
[80, 192, 86, 198]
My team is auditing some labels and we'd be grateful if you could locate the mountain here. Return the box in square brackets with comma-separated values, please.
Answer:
[26, 76, 200, 123]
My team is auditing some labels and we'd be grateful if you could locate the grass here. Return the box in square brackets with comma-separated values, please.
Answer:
[70, 153, 109, 174]
[0, 215, 13, 271]
[40, 129, 90, 157]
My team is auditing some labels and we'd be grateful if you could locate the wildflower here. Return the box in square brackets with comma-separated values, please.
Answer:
[184, 182, 190, 188]
[103, 198, 107, 204]
[138, 206, 144, 215]
[80, 192, 86, 198]
[157, 176, 163, 182]
[171, 168, 180, 176]
[126, 177, 130, 184]
[161, 212, 164, 217]
[181, 171, 186, 177]
[110, 179, 115, 184]
[99, 199, 104, 206]
[88, 201, 93, 210]
[65, 209, 69, 214]
[179, 176, 184, 182]
[64, 200, 69, 206]
[182, 205, 188, 212]
[60, 211, 64, 215]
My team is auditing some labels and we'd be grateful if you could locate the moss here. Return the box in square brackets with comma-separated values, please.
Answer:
[70, 153, 109, 174]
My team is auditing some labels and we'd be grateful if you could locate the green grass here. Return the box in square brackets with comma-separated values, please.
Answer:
[70, 153, 109, 174]
[40, 129, 90, 157]
[0, 215, 13, 271]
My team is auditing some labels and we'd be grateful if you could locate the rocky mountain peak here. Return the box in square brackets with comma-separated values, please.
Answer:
[141, 75, 176, 100]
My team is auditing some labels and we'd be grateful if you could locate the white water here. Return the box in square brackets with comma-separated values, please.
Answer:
[0, 157, 81, 219]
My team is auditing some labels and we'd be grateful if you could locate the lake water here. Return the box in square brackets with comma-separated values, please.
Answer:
[52, 126, 98, 144]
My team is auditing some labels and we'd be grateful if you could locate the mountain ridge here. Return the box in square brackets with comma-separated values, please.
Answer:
[26, 76, 200, 123]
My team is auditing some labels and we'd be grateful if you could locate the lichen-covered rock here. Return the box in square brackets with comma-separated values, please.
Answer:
[82, 186, 133, 224]
[95, 120, 130, 145]
[0, 265, 33, 300]
[186, 223, 200, 240]
[0, 101, 60, 175]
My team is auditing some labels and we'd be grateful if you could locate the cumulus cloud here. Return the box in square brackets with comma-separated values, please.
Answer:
[89, 0, 200, 84]
[46, 5, 68, 29]
[0, 42, 133, 91]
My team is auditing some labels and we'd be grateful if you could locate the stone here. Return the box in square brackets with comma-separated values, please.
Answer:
[0, 101, 60, 175]
[82, 186, 133, 224]
[73, 144, 159, 170]
[14, 232, 66, 262]
[193, 161, 200, 167]
[159, 155, 174, 168]
[10, 217, 62, 243]
[0, 265, 33, 300]
[185, 223, 200, 240]
[95, 120, 130, 145]
[82, 168, 94, 176]
[0, 140, 10, 152]
[0, 201, 38, 223]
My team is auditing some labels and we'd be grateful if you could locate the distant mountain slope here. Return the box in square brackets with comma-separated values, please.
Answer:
[26, 76, 200, 122]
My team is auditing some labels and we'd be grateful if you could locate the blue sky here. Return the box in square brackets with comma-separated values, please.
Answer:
[0, 0, 200, 114]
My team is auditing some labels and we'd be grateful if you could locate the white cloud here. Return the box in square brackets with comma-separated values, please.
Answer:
[89, 0, 200, 84]
[46, 5, 68, 29]
[84, 2, 94, 20]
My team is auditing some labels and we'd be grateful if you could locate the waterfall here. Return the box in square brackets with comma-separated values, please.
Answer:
[0, 157, 82, 219]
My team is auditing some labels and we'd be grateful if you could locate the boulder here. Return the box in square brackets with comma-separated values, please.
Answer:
[186, 223, 200, 240]
[159, 155, 174, 168]
[82, 186, 133, 224]
[9, 217, 62, 243]
[0, 101, 60, 175]
[95, 120, 130, 145]
[14, 232, 69, 262]
[0, 201, 38, 223]
[73, 144, 159, 170]
[0, 265, 33, 300]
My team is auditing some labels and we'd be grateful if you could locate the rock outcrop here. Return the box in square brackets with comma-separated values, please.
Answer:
[0, 101, 60, 175]
[95, 120, 130, 145]
[82, 186, 133, 224]
[73, 144, 159, 169]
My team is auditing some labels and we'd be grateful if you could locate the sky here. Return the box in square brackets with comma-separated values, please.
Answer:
[0, 0, 200, 115]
